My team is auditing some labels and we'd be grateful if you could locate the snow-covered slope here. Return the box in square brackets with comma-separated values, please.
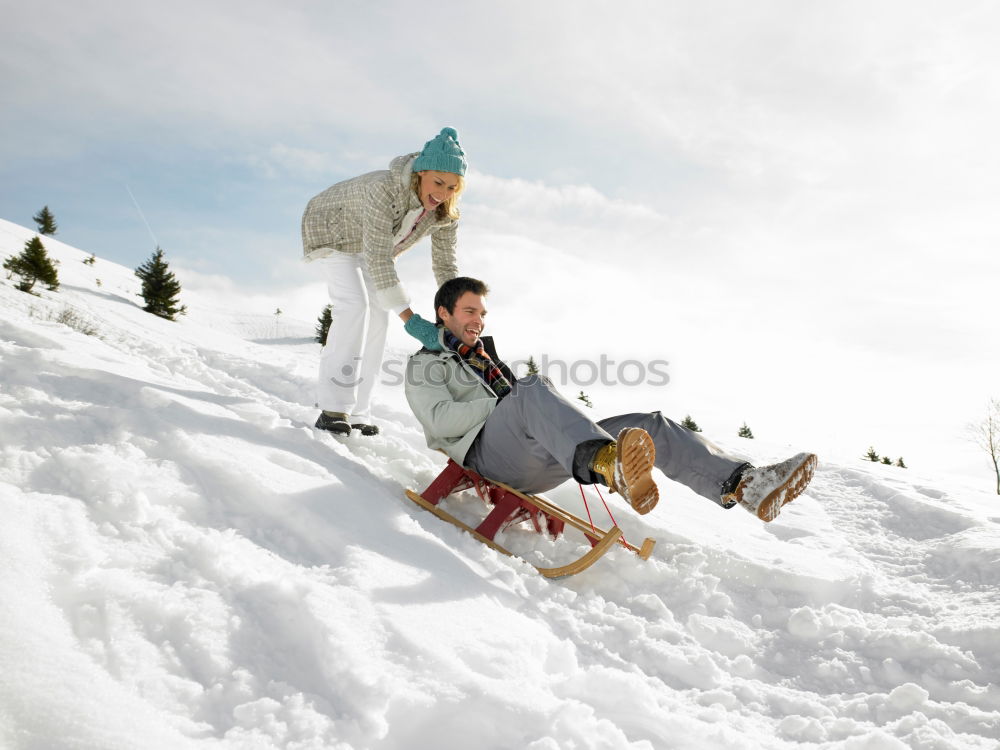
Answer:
[1, 218, 998, 749]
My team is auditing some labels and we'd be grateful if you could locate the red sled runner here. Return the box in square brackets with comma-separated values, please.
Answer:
[406, 459, 656, 579]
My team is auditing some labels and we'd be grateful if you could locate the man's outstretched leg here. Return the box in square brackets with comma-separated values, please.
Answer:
[591, 411, 816, 522]
[464, 376, 659, 512]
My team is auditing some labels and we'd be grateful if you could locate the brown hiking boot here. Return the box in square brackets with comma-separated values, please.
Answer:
[589, 428, 659, 515]
[724, 452, 817, 522]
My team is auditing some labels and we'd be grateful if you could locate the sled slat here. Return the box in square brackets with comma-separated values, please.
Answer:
[405, 459, 656, 578]
[406, 490, 514, 557]
[489, 478, 656, 559]
[533, 526, 623, 579]
[406, 490, 625, 579]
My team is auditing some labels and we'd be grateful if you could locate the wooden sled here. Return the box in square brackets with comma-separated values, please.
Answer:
[406, 459, 656, 579]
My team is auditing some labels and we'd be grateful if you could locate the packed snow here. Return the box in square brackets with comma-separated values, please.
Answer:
[1, 218, 998, 749]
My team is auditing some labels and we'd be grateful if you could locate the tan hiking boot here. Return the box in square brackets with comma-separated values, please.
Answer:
[589, 428, 659, 515]
[724, 452, 818, 522]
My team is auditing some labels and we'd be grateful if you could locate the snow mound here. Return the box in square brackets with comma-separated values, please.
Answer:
[2, 218, 998, 749]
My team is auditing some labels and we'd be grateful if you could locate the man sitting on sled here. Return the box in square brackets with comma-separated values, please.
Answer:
[404, 277, 817, 522]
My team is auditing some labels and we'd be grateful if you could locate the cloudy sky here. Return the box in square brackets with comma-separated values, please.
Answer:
[2, 0, 999, 477]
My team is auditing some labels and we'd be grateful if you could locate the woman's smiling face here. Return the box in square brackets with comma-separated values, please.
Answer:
[417, 170, 462, 211]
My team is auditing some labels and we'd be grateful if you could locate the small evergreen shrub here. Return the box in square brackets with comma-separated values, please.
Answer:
[135, 247, 186, 320]
[33, 206, 58, 235]
[315, 305, 333, 344]
[681, 415, 701, 432]
[4, 236, 60, 293]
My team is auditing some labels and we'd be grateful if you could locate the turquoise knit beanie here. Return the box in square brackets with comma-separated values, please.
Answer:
[412, 127, 467, 176]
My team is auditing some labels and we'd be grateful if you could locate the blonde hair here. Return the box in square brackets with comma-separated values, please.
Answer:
[411, 172, 465, 221]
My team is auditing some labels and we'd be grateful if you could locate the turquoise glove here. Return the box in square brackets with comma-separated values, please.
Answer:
[404, 314, 443, 351]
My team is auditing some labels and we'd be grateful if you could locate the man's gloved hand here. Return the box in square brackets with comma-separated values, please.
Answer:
[404, 313, 443, 351]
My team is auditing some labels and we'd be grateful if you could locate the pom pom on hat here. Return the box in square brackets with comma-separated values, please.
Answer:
[412, 127, 467, 176]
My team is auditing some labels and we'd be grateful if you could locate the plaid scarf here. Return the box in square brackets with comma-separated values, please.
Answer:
[442, 329, 512, 398]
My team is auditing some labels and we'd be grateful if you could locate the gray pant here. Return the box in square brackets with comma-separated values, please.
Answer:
[464, 376, 744, 506]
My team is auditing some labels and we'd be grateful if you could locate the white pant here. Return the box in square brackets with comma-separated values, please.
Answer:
[316, 252, 389, 422]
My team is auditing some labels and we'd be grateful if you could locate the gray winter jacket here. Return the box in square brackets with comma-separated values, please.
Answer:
[300, 153, 459, 310]
[405, 331, 514, 466]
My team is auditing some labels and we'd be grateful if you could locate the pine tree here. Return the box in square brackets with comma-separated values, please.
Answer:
[315, 304, 333, 344]
[526, 356, 540, 375]
[681, 415, 701, 432]
[577, 391, 593, 408]
[738, 422, 754, 439]
[865, 447, 880, 462]
[135, 247, 186, 320]
[83, 254, 96, 266]
[881, 456, 892, 465]
[3, 236, 60, 293]
[32, 206, 58, 235]
[896, 457, 907, 468]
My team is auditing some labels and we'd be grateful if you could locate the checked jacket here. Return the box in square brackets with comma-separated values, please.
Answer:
[300, 153, 459, 310]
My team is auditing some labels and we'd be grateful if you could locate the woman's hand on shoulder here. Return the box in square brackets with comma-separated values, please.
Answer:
[404, 313, 443, 351]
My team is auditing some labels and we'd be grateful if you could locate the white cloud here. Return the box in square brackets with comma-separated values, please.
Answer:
[240, 144, 346, 180]
[0, 1, 430, 158]
[4, 0, 1000, 474]
[6, 0, 999, 206]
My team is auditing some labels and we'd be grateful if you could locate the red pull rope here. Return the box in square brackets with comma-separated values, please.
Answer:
[593, 484, 626, 543]
[578, 483, 629, 547]
[578, 483, 597, 531]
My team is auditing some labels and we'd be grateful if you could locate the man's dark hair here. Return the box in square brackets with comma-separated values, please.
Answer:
[434, 276, 489, 324]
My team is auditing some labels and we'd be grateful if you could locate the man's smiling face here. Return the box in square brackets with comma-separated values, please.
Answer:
[438, 291, 486, 347]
